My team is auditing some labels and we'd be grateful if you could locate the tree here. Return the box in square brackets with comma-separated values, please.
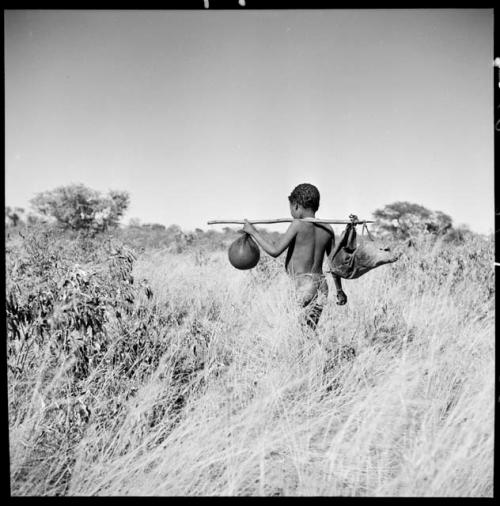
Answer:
[141, 223, 166, 231]
[443, 224, 473, 244]
[26, 213, 47, 226]
[424, 210, 453, 235]
[128, 218, 142, 228]
[30, 183, 130, 233]
[5, 206, 25, 227]
[166, 224, 182, 236]
[373, 201, 453, 239]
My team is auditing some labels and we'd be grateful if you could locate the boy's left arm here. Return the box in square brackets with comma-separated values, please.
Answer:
[325, 232, 347, 305]
[242, 219, 299, 258]
[332, 275, 347, 305]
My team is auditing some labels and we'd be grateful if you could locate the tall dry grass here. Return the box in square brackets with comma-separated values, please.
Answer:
[8, 232, 494, 496]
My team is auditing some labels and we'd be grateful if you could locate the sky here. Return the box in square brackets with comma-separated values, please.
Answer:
[4, 9, 494, 234]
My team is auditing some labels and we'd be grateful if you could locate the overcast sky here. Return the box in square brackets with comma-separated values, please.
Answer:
[4, 9, 494, 234]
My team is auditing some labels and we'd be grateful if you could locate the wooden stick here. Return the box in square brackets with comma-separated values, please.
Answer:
[207, 218, 375, 225]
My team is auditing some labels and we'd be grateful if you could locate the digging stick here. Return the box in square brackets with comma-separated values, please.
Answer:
[207, 218, 374, 225]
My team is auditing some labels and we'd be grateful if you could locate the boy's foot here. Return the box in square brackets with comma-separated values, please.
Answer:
[336, 290, 347, 305]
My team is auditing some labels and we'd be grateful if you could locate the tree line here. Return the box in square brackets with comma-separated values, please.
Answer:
[6, 183, 474, 243]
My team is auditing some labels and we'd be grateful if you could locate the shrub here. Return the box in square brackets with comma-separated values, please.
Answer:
[29, 184, 129, 234]
[6, 226, 137, 380]
[373, 201, 452, 239]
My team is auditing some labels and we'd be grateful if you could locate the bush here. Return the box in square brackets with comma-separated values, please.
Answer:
[5, 206, 25, 227]
[373, 201, 452, 239]
[6, 226, 138, 380]
[29, 184, 129, 234]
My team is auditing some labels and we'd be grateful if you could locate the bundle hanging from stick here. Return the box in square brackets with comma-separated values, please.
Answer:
[209, 214, 399, 277]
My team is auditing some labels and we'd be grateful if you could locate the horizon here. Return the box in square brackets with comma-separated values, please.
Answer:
[6, 181, 492, 235]
[8, 186, 491, 238]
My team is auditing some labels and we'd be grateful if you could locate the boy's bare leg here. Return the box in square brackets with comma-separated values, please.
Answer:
[295, 274, 328, 332]
[303, 278, 328, 331]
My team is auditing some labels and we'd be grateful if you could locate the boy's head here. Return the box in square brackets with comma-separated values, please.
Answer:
[288, 183, 320, 217]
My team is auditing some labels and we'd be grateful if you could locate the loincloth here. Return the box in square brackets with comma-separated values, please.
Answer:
[292, 273, 329, 308]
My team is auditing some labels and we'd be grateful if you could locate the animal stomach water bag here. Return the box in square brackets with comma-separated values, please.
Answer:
[228, 233, 260, 270]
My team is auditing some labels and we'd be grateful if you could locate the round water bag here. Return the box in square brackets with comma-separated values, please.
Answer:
[228, 233, 260, 270]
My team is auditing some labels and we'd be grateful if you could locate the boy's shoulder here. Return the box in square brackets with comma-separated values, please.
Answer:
[292, 218, 312, 231]
[323, 223, 335, 238]
[294, 219, 334, 237]
[290, 218, 305, 229]
[313, 221, 335, 236]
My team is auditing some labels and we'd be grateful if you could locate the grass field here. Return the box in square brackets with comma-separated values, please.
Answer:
[7, 227, 494, 496]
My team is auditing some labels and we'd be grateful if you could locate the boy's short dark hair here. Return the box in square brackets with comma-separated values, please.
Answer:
[288, 183, 320, 212]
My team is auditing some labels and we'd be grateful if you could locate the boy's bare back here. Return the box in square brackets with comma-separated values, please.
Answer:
[241, 183, 347, 324]
[285, 221, 334, 276]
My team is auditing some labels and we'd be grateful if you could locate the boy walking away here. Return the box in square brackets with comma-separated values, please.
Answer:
[242, 183, 347, 330]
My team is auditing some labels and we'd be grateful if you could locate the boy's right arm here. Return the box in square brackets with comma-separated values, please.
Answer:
[242, 219, 299, 258]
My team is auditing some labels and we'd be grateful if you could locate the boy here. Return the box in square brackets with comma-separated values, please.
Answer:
[242, 183, 347, 329]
